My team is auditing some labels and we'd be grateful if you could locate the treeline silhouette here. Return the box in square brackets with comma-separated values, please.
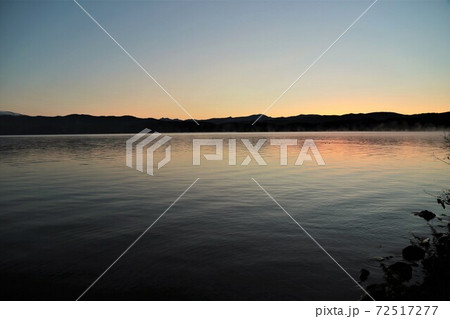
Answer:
[1, 112, 449, 134]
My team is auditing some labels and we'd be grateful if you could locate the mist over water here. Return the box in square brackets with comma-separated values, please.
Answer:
[0, 132, 448, 300]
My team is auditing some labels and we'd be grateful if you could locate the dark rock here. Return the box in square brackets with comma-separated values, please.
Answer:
[402, 245, 425, 260]
[359, 268, 370, 281]
[415, 210, 436, 221]
[436, 235, 450, 256]
[388, 262, 412, 282]
[419, 238, 430, 246]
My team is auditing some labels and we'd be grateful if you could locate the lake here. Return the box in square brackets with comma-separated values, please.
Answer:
[0, 132, 448, 300]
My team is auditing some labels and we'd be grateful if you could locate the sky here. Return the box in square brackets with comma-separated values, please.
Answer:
[0, 0, 449, 120]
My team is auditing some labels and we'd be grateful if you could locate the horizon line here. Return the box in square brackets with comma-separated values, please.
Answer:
[2, 110, 450, 121]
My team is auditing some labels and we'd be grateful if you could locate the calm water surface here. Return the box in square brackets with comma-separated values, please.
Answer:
[0, 132, 448, 300]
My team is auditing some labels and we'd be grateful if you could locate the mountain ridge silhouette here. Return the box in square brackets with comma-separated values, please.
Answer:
[1, 111, 449, 134]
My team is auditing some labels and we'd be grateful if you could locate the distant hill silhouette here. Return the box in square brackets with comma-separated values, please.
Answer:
[0, 111, 449, 134]
[0, 111, 22, 116]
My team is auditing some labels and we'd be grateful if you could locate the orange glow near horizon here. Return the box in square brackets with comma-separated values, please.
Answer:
[11, 100, 449, 120]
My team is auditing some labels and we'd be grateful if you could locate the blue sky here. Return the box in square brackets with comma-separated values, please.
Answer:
[1, 0, 449, 119]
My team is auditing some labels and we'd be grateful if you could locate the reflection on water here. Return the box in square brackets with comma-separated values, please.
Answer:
[0, 132, 448, 300]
